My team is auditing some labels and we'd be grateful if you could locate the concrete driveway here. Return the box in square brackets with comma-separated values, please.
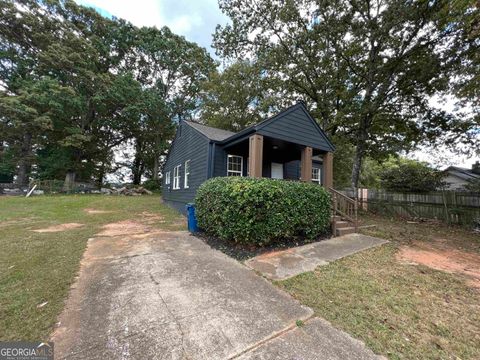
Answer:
[52, 225, 381, 359]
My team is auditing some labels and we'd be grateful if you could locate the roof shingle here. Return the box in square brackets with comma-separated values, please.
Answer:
[184, 121, 236, 141]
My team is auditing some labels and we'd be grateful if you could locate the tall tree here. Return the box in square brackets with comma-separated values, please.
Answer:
[199, 61, 276, 131]
[0, 0, 214, 187]
[213, 0, 479, 190]
[126, 26, 215, 181]
[0, 0, 62, 185]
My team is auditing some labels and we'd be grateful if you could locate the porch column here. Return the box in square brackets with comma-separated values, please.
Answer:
[248, 134, 263, 178]
[323, 152, 333, 189]
[300, 146, 312, 182]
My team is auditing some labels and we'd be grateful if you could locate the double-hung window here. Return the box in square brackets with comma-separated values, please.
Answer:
[184, 160, 190, 188]
[227, 155, 243, 176]
[165, 171, 171, 186]
[312, 167, 321, 184]
[173, 165, 181, 190]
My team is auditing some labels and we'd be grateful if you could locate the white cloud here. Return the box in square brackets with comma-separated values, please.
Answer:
[78, 0, 163, 28]
[75, 0, 229, 52]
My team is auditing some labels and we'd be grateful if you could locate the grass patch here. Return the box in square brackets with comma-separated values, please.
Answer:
[277, 214, 480, 360]
[360, 213, 480, 253]
[0, 195, 184, 341]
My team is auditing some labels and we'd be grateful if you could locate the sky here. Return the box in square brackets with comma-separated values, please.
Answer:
[76, 0, 229, 55]
[75, 0, 477, 170]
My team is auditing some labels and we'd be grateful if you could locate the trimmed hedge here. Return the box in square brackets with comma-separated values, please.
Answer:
[195, 177, 331, 245]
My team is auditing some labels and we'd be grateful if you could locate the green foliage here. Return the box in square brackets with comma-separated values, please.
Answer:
[142, 179, 162, 191]
[379, 158, 445, 193]
[195, 177, 331, 245]
[213, 0, 479, 188]
[0, 0, 214, 186]
[199, 61, 277, 132]
[0, 147, 15, 182]
[463, 179, 480, 193]
[333, 140, 383, 189]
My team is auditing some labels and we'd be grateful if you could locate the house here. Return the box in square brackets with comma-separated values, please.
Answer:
[162, 102, 335, 213]
[443, 163, 480, 190]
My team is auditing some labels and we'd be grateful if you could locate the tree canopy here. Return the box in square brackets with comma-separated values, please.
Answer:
[213, 0, 479, 190]
[0, 0, 215, 186]
[379, 157, 446, 193]
[199, 60, 277, 132]
[1, 0, 478, 190]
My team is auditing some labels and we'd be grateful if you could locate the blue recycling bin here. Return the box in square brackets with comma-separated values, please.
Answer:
[185, 203, 199, 233]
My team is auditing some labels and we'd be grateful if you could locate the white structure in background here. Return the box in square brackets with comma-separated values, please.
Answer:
[442, 162, 480, 190]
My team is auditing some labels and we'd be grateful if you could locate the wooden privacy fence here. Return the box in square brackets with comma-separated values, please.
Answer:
[341, 189, 480, 225]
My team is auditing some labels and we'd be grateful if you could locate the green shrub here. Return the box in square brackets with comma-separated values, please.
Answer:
[379, 159, 445, 192]
[195, 177, 331, 245]
[143, 179, 162, 191]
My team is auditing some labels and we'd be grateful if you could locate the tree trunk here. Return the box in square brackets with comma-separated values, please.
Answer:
[132, 156, 143, 185]
[132, 140, 144, 185]
[153, 155, 159, 181]
[351, 117, 369, 198]
[63, 171, 76, 192]
[15, 160, 29, 187]
[15, 132, 32, 187]
[97, 163, 105, 188]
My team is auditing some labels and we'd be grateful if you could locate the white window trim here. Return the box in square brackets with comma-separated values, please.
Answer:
[165, 171, 171, 185]
[227, 155, 243, 176]
[173, 165, 181, 190]
[184, 160, 190, 188]
[312, 167, 321, 184]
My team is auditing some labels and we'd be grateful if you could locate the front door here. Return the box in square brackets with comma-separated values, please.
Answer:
[271, 163, 284, 179]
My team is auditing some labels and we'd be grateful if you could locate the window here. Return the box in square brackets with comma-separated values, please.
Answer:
[227, 155, 243, 176]
[173, 165, 181, 190]
[312, 167, 321, 184]
[165, 171, 171, 185]
[184, 160, 190, 188]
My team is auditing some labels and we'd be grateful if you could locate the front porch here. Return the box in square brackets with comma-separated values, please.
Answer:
[223, 134, 333, 188]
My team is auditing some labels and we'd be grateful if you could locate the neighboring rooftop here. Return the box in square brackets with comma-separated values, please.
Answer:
[184, 121, 236, 141]
[444, 165, 480, 181]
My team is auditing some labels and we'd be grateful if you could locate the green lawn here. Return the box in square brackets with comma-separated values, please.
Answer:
[278, 214, 480, 360]
[0, 195, 184, 341]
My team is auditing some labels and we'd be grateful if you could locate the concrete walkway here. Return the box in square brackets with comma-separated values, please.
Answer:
[245, 234, 388, 280]
[52, 229, 382, 359]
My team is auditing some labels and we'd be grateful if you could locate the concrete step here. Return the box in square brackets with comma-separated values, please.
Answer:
[336, 227, 356, 236]
[331, 215, 342, 222]
[334, 220, 351, 229]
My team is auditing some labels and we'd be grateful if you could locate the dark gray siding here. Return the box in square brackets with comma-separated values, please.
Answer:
[257, 107, 332, 151]
[285, 160, 300, 180]
[162, 122, 210, 212]
[212, 145, 227, 177]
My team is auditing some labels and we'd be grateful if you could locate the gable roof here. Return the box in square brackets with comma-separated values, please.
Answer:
[183, 102, 335, 152]
[184, 121, 236, 141]
[219, 102, 335, 151]
[444, 166, 480, 181]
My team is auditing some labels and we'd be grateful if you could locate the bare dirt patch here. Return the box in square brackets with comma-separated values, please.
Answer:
[84, 208, 114, 214]
[96, 220, 151, 237]
[0, 217, 38, 228]
[396, 241, 480, 288]
[140, 211, 165, 225]
[33, 223, 84, 233]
